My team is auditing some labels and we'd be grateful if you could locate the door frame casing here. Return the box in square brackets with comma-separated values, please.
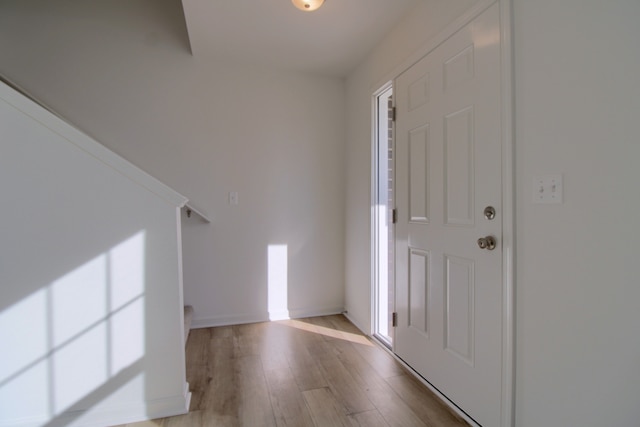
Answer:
[369, 0, 514, 425]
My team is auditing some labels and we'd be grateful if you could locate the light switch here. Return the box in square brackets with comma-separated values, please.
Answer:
[229, 191, 239, 205]
[533, 175, 563, 204]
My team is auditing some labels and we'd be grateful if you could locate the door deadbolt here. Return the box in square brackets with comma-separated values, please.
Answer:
[477, 236, 497, 250]
[484, 206, 496, 220]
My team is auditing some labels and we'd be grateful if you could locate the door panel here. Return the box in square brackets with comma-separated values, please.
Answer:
[409, 248, 429, 337]
[444, 254, 474, 365]
[409, 125, 430, 223]
[394, 4, 503, 426]
[444, 106, 474, 226]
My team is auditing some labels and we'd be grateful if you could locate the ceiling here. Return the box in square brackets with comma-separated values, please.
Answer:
[181, 0, 421, 77]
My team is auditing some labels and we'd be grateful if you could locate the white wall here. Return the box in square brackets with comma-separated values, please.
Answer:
[346, 0, 640, 426]
[0, 81, 189, 426]
[0, 0, 346, 327]
[177, 63, 346, 325]
[513, 0, 640, 425]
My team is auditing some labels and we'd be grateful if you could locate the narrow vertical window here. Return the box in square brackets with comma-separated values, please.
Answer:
[373, 85, 394, 347]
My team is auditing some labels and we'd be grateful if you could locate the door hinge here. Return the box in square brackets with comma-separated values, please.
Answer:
[392, 312, 398, 327]
[391, 106, 396, 122]
[392, 208, 397, 224]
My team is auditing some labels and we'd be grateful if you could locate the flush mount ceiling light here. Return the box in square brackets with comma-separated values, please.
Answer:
[292, 0, 325, 12]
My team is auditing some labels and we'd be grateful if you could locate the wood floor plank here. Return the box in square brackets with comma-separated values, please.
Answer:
[350, 337, 406, 379]
[326, 314, 366, 335]
[185, 328, 211, 369]
[259, 323, 294, 372]
[264, 365, 315, 427]
[233, 322, 267, 358]
[347, 410, 390, 427]
[184, 328, 216, 410]
[309, 339, 376, 415]
[327, 338, 429, 427]
[160, 410, 204, 427]
[188, 326, 237, 414]
[273, 320, 329, 391]
[197, 411, 237, 427]
[306, 316, 356, 344]
[111, 315, 469, 427]
[137, 410, 233, 427]
[287, 346, 328, 392]
[303, 387, 353, 427]
[235, 354, 277, 427]
[115, 421, 159, 427]
[385, 374, 468, 426]
[309, 316, 405, 379]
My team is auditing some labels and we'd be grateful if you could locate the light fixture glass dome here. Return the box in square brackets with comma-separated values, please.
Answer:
[292, 0, 325, 12]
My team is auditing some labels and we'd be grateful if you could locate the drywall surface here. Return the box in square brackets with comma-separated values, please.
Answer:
[513, 0, 640, 425]
[344, 0, 479, 333]
[0, 81, 189, 426]
[176, 63, 347, 326]
[0, 0, 346, 327]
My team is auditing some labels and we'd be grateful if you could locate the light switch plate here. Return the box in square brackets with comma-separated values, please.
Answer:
[533, 174, 563, 204]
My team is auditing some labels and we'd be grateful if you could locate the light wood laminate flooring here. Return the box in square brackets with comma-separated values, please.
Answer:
[118, 315, 468, 427]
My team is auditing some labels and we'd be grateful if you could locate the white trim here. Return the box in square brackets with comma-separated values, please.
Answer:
[191, 313, 268, 329]
[175, 206, 190, 413]
[498, 0, 516, 426]
[182, 381, 193, 415]
[190, 306, 345, 329]
[288, 307, 344, 320]
[0, 392, 191, 427]
[0, 80, 188, 208]
[368, 89, 377, 339]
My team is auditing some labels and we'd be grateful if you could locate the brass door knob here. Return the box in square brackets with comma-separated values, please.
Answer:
[477, 236, 497, 250]
[484, 206, 496, 220]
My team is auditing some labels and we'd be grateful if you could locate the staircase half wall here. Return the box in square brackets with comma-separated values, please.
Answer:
[0, 80, 191, 427]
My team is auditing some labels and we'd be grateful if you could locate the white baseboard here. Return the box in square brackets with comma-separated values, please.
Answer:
[0, 390, 191, 427]
[190, 306, 345, 329]
[288, 306, 344, 320]
[191, 312, 268, 328]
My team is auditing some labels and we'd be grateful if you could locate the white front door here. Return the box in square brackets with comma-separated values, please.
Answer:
[394, 4, 503, 426]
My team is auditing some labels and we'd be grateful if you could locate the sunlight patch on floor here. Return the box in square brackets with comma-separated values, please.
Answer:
[278, 319, 373, 347]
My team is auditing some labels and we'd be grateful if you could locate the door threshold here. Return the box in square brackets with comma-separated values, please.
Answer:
[372, 333, 392, 350]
